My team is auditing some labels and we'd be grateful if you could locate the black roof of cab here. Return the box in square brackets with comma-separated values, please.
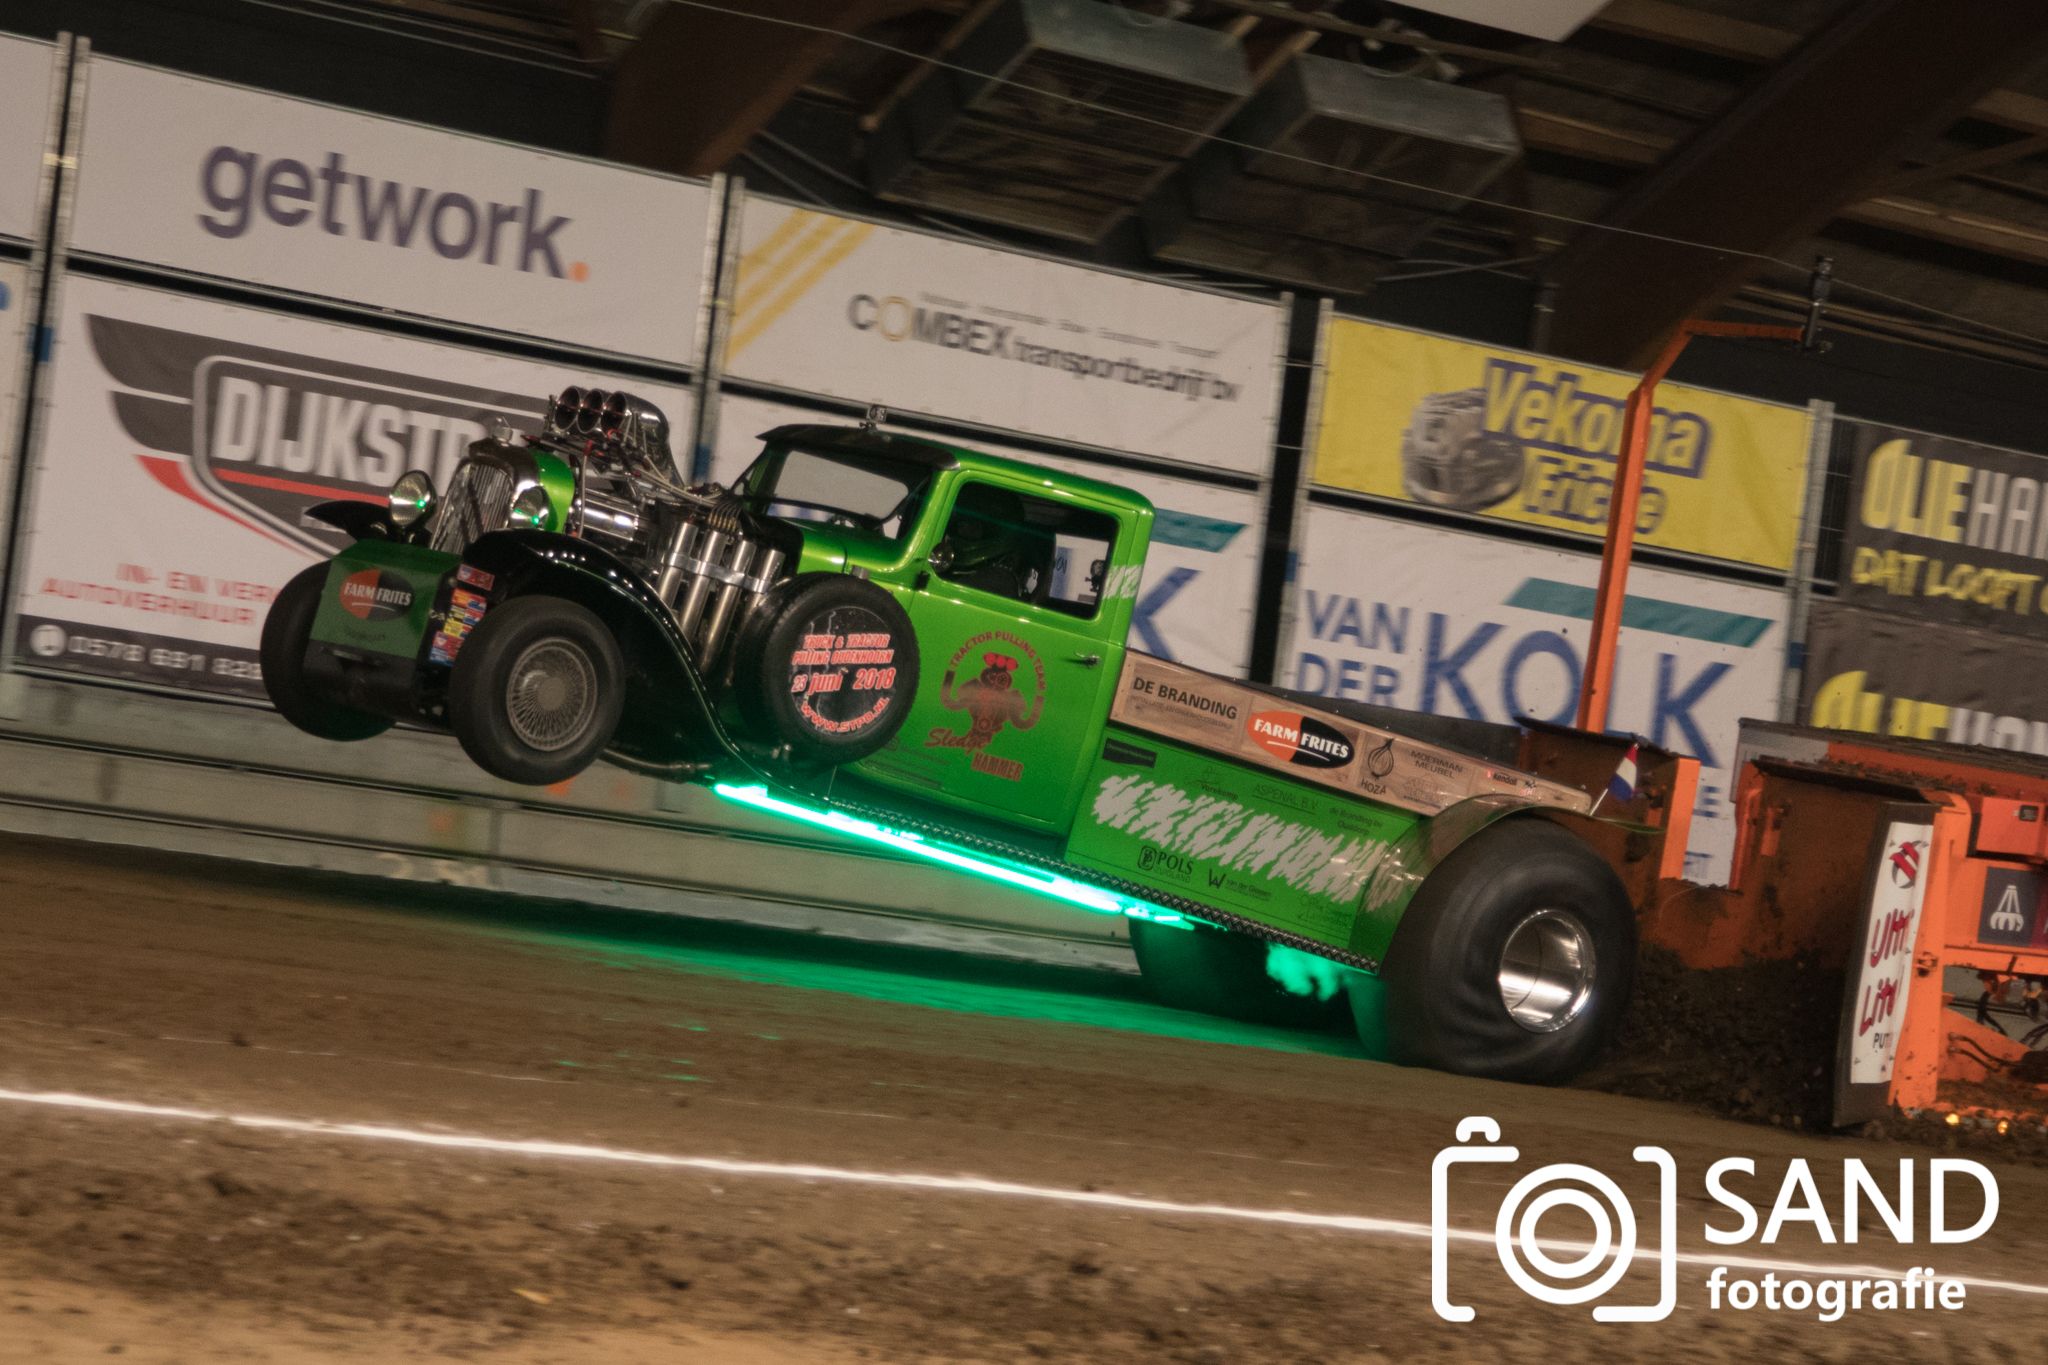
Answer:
[758, 424, 961, 470]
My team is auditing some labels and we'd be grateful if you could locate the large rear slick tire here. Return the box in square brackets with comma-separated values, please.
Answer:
[448, 595, 624, 785]
[1358, 818, 1634, 1085]
[259, 563, 392, 742]
[1130, 919, 1348, 1029]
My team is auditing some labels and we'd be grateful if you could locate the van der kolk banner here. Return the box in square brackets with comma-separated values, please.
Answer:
[1312, 319, 1812, 571]
[1836, 420, 2048, 638]
[1287, 505, 1788, 883]
[724, 197, 1286, 477]
[13, 275, 692, 698]
[69, 59, 711, 364]
[1801, 600, 2048, 756]
[709, 392, 1263, 678]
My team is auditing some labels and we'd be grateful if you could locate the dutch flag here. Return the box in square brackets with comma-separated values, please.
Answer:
[1608, 742, 1640, 804]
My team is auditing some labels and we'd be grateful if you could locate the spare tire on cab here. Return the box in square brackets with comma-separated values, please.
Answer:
[732, 574, 920, 765]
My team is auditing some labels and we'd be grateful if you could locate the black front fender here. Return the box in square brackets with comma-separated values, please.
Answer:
[304, 498, 396, 541]
[460, 532, 727, 769]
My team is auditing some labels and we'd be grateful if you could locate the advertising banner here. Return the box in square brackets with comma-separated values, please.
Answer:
[724, 198, 1286, 476]
[1286, 504, 1789, 882]
[1801, 599, 2048, 754]
[69, 59, 711, 364]
[1845, 817, 1936, 1087]
[0, 34, 56, 243]
[1109, 653, 1590, 817]
[711, 392, 1262, 677]
[0, 258, 29, 566]
[1834, 419, 2048, 638]
[12, 275, 692, 697]
[1311, 318, 1813, 570]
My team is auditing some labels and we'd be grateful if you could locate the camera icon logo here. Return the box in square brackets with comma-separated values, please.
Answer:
[1432, 1117, 1676, 1323]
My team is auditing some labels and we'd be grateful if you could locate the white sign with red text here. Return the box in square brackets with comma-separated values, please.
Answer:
[14, 274, 691, 697]
[70, 58, 711, 363]
[1849, 821, 1935, 1086]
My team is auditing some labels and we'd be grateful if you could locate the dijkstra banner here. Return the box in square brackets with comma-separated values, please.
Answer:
[69, 60, 711, 364]
[711, 393, 1262, 676]
[1287, 506, 1787, 882]
[1836, 420, 2048, 637]
[0, 35, 57, 242]
[1313, 319, 1812, 570]
[725, 199, 1285, 475]
[14, 276, 692, 697]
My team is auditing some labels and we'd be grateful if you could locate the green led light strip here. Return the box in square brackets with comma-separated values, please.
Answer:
[710, 783, 1193, 930]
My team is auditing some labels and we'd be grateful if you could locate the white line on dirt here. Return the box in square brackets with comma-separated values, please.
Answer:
[5, 1085, 2046, 1299]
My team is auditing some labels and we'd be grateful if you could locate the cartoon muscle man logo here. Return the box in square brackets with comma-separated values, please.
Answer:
[928, 632, 1046, 756]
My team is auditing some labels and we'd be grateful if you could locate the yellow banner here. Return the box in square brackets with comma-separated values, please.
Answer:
[1312, 319, 1811, 571]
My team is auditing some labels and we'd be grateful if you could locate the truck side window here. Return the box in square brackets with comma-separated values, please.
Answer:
[934, 482, 1118, 620]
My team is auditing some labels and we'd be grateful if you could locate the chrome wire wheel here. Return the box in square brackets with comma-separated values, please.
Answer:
[504, 638, 598, 752]
[1497, 908, 1597, 1034]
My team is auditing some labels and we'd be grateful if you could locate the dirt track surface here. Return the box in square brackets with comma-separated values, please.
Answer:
[3, 831, 2048, 1362]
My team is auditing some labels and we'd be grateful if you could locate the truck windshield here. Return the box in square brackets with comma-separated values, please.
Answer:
[738, 446, 930, 540]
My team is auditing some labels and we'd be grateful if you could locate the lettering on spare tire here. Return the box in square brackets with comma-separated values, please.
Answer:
[787, 605, 899, 735]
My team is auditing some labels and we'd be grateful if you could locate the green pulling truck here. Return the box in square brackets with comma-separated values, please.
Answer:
[262, 388, 1638, 1084]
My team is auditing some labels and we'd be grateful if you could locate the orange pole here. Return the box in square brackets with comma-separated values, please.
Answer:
[1574, 320, 1804, 733]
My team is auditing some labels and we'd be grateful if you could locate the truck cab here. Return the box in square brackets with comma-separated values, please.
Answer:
[732, 425, 1154, 837]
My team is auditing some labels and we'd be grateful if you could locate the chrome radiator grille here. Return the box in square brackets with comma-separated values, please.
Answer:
[430, 461, 514, 554]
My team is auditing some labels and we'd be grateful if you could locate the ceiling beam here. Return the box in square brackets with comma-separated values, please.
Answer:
[607, 0, 924, 178]
[1591, 0, 2048, 136]
[1538, 0, 2048, 366]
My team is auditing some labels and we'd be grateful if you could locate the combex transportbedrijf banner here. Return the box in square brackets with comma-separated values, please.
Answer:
[1313, 318, 1814, 571]
[711, 392, 1266, 679]
[0, 34, 56, 243]
[12, 275, 692, 697]
[725, 197, 1287, 477]
[1287, 505, 1788, 883]
[67, 58, 712, 365]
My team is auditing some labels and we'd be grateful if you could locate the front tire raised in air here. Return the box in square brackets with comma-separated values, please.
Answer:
[448, 595, 624, 785]
[1357, 818, 1634, 1085]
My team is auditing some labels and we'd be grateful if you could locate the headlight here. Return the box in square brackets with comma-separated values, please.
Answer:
[509, 484, 553, 530]
[388, 470, 436, 527]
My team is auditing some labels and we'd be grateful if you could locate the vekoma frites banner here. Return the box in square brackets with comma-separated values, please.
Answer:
[1802, 600, 2048, 755]
[0, 34, 56, 242]
[710, 392, 1263, 678]
[13, 275, 692, 697]
[1836, 420, 2048, 638]
[724, 197, 1285, 477]
[1287, 504, 1788, 883]
[1312, 319, 1812, 571]
[69, 59, 711, 365]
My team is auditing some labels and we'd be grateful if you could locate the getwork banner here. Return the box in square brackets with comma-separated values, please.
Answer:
[69, 59, 712, 364]
[0, 34, 56, 242]
[725, 197, 1286, 477]
[1311, 318, 1813, 570]
[1287, 504, 1788, 882]
[1801, 600, 2048, 755]
[13, 275, 692, 697]
[1835, 419, 2048, 638]
[711, 392, 1263, 678]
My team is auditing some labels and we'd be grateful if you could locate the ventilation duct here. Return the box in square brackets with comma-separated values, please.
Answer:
[1144, 53, 1521, 291]
[867, 0, 1253, 243]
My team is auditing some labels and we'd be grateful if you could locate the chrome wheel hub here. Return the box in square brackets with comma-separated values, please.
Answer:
[1498, 908, 1596, 1033]
[505, 639, 597, 752]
